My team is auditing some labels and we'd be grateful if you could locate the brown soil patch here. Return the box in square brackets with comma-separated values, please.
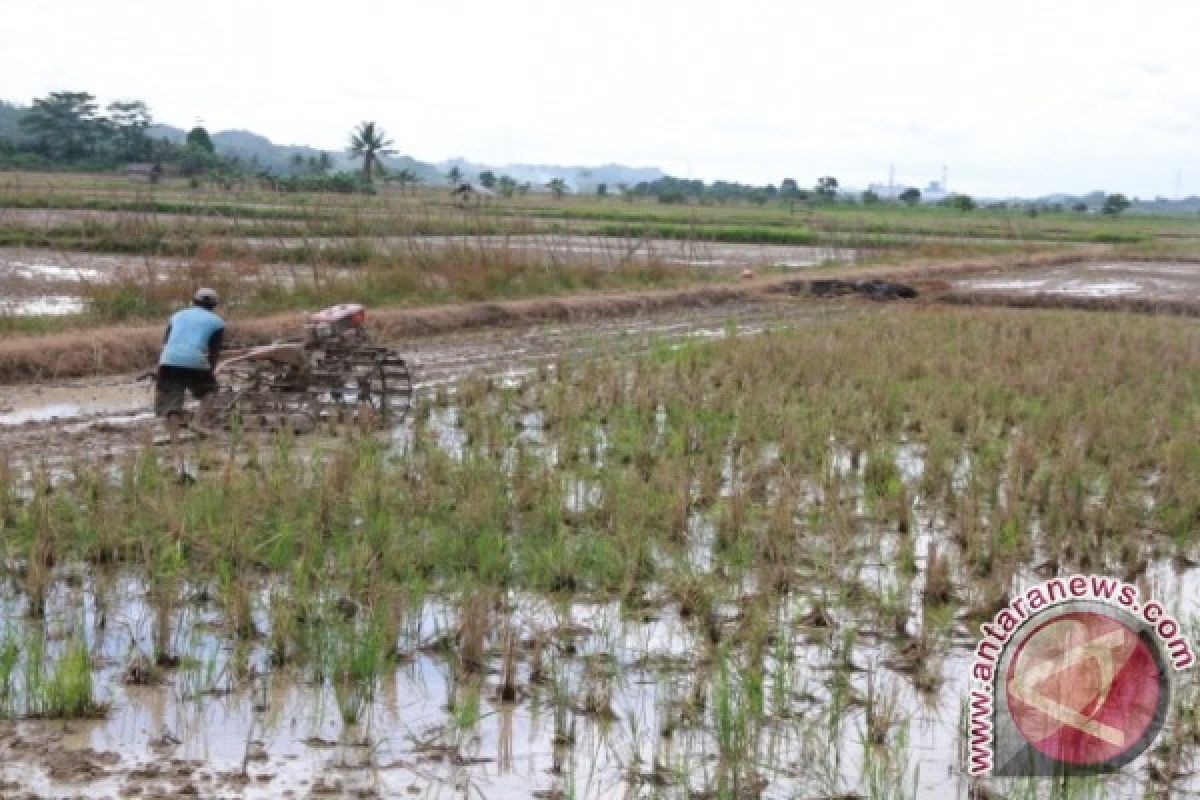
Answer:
[939, 258, 1200, 315]
[0, 721, 120, 786]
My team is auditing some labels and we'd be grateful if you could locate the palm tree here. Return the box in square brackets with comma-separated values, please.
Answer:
[546, 178, 568, 199]
[348, 121, 396, 182]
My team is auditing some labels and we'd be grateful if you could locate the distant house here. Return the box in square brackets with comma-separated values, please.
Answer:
[124, 162, 177, 183]
[450, 182, 496, 206]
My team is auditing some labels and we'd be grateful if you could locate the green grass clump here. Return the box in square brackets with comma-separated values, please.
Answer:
[1088, 230, 1149, 244]
[596, 221, 819, 245]
[0, 632, 104, 719]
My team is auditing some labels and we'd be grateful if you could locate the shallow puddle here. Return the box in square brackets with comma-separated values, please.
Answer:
[0, 382, 150, 427]
[10, 262, 104, 282]
[954, 260, 1200, 301]
[0, 295, 85, 315]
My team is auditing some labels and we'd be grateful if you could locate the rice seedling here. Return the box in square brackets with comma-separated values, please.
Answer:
[325, 617, 389, 726]
[41, 635, 102, 718]
[712, 644, 754, 796]
[861, 719, 919, 800]
[0, 635, 19, 711]
[456, 589, 492, 676]
[0, 629, 105, 719]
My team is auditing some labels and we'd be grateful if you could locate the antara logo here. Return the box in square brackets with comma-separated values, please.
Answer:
[966, 575, 1193, 777]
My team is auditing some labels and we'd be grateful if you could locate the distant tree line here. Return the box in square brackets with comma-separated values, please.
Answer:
[616, 173, 955, 209]
[615, 174, 1142, 217]
[623, 174, 852, 207]
[0, 92, 387, 194]
[0, 92, 1153, 213]
[0, 91, 233, 176]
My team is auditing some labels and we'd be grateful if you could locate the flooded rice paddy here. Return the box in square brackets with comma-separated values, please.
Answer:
[2, 309, 1199, 799]
[0, 255, 104, 315]
[0, 238, 855, 320]
[222, 235, 857, 272]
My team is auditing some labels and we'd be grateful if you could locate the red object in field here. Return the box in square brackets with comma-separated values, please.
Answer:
[309, 303, 366, 328]
[306, 303, 368, 342]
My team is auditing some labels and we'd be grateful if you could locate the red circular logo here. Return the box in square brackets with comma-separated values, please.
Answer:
[1006, 611, 1164, 766]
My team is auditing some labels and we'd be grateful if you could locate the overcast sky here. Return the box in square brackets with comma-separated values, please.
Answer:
[2, 0, 1198, 197]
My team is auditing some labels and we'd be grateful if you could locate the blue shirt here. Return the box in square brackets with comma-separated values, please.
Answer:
[159, 307, 225, 369]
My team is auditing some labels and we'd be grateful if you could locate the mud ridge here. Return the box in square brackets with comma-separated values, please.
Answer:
[938, 289, 1200, 317]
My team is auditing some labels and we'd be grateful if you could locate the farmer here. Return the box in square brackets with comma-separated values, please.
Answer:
[156, 287, 225, 424]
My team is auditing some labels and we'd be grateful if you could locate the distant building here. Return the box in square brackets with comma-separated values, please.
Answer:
[923, 180, 948, 202]
[866, 177, 949, 203]
[868, 182, 906, 200]
[450, 182, 496, 206]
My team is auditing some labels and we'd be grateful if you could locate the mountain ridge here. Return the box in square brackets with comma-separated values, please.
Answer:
[146, 125, 662, 189]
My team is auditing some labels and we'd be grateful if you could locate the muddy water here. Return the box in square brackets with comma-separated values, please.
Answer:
[0, 249, 157, 317]
[433, 235, 859, 270]
[0, 252, 100, 314]
[0, 379, 149, 426]
[0, 295, 85, 315]
[0, 248, 227, 280]
[953, 260, 1200, 302]
[206, 234, 858, 272]
[0, 236, 855, 322]
[0, 237, 855, 286]
[6, 575, 714, 798]
[2, 584, 953, 799]
[2, 422, 1196, 799]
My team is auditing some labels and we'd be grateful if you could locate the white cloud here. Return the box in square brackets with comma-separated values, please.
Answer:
[2, 0, 1200, 196]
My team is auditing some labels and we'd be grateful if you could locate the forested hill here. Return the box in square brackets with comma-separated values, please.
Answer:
[0, 94, 660, 188]
[148, 125, 442, 183]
